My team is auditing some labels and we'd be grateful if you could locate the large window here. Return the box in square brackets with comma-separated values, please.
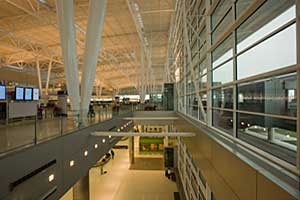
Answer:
[212, 35, 234, 86]
[236, 0, 296, 79]
[237, 113, 296, 164]
[237, 24, 296, 79]
[212, 110, 233, 135]
[238, 73, 297, 116]
[213, 87, 233, 109]
[212, 60, 234, 86]
[211, 0, 233, 42]
[237, 1, 295, 53]
[174, 0, 299, 166]
[212, 35, 233, 68]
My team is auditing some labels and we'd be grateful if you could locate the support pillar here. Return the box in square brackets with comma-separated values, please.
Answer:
[98, 86, 103, 98]
[36, 58, 42, 97]
[140, 45, 145, 103]
[56, 0, 80, 114]
[45, 57, 53, 96]
[80, 0, 107, 123]
[129, 136, 135, 164]
[73, 173, 90, 200]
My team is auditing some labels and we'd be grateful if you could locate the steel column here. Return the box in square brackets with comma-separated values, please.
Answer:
[80, 0, 107, 123]
[45, 57, 53, 96]
[140, 44, 146, 103]
[36, 58, 42, 97]
[56, 0, 80, 113]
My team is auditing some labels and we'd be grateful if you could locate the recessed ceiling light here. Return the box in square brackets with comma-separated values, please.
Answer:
[48, 174, 55, 182]
[109, 135, 112, 138]
[70, 160, 75, 167]
[84, 150, 88, 157]
[102, 139, 106, 143]
[94, 144, 98, 149]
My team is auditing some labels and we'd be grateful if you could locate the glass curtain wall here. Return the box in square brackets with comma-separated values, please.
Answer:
[172, 0, 298, 165]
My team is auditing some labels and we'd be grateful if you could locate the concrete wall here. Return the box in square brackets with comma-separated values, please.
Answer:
[175, 115, 297, 200]
[0, 113, 132, 200]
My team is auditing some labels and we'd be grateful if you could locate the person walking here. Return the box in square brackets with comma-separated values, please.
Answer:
[111, 149, 115, 160]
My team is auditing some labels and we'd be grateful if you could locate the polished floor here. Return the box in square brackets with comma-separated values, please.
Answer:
[60, 140, 177, 200]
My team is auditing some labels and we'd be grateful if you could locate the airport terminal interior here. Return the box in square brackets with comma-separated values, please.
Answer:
[0, 0, 299, 200]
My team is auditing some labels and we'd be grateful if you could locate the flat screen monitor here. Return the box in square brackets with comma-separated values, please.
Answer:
[24, 88, 33, 101]
[33, 88, 39, 100]
[0, 85, 6, 100]
[15, 86, 24, 101]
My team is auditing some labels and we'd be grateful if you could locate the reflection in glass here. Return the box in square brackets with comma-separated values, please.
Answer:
[237, 24, 296, 79]
[212, 10, 233, 42]
[212, 35, 233, 68]
[213, 87, 233, 109]
[238, 73, 297, 116]
[199, 92, 207, 121]
[212, 109, 233, 135]
[192, 95, 198, 119]
[199, 76, 207, 90]
[237, 113, 296, 164]
[199, 58, 207, 76]
[212, 60, 233, 86]
[235, 0, 254, 18]
[211, 0, 232, 30]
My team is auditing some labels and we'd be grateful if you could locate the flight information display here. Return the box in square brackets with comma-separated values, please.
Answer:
[33, 88, 39, 100]
[15, 87, 24, 100]
[0, 85, 5, 100]
[24, 88, 33, 101]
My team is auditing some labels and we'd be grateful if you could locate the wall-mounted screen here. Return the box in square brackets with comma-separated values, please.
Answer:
[24, 88, 33, 101]
[15, 86, 24, 101]
[0, 85, 6, 100]
[33, 88, 39, 100]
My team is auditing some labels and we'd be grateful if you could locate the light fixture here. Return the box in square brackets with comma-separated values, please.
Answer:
[121, 126, 124, 130]
[94, 144, 98, 149]
[84, 150, 88, 157]
[109, 135, 112, 138]
[70, 160, 75, 167]
[102, 138, 106, 143]
[48, 174, 55, 182]
[117, 128, 120, 132]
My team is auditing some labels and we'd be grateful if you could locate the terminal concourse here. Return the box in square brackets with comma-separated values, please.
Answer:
[0, 0, 299, 200]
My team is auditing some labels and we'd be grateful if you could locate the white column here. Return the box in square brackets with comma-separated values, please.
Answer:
[56, 0, 80, 113]
[45, 57, 53, 96]
[36, 58, 42, 96]
[147, 53, 152, 96]
[140, 45, 145, 103]
[98, 85, 103, 98]
[80, 0, 107, 122]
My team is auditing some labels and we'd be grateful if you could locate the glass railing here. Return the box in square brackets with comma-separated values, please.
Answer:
[132, 103, 165, 111]
[0, 106, 131, 156]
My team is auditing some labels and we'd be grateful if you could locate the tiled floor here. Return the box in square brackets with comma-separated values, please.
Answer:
[61, 140, 177, 200]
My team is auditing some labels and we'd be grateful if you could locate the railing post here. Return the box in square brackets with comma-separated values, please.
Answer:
[98, 109, 101, 123]
[34, 115, 37, 144]
[60, 116, 63, 135]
